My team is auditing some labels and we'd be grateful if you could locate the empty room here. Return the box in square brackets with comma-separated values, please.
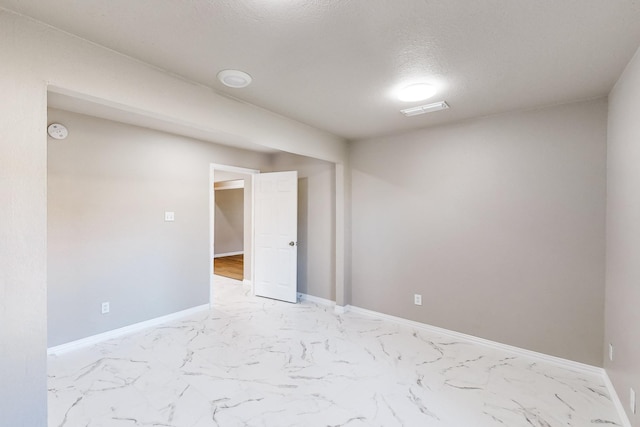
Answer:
[1, 1, 639, 426]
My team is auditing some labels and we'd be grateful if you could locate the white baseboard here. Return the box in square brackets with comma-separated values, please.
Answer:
[335, 305, 631, 427]
[47, 304, 210, 356]
[345, 304, 634, 424]
[242, 279, 252, 289]
[334, 305, 347, 315]
[345, 304, 602, 377]
[45, 294, 631, 425]
[214, 251, 244, 258]
[298, 293, 335, 307]
[344, 304, 633, 426]
[604, 371, 632, 427]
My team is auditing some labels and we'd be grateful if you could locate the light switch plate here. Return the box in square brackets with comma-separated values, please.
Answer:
[164, 211, 175, 222]
[609, 343, 614, 361]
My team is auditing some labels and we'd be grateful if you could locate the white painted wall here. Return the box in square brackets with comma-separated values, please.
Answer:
[0, 10, 346, 425]
[605, 45, 640, 426]
[350, 99, 607, 366]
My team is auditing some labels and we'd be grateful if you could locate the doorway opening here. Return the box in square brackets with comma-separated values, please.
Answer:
[209, 164, 258, 303]
[210, 165, 301, 305]
[213, 176, 247, 280]
[214, 254, 244, 281]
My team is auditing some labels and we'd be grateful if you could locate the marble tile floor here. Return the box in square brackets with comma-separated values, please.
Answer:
[48, 276, 623, 427]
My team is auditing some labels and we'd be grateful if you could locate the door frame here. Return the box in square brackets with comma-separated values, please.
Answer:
[209, 163, 260, 305]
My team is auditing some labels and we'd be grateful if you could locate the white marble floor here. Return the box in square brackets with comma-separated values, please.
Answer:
[48, 276, 623, 427]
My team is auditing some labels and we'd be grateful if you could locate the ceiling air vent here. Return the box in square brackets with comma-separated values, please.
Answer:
[400, 101, 449, 117]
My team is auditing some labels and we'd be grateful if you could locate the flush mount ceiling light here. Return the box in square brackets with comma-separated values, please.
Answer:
[400, 101, 449, 117]
[397, 83, 437, 102]
[217, 69, 253, 88]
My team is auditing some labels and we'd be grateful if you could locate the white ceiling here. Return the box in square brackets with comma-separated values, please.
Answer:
[4, 0, 640, 140]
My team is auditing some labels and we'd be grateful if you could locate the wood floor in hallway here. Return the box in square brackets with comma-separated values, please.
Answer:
[214, 254, 243, 280]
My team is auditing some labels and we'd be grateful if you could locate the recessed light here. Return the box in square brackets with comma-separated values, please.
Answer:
[397, 83, 437, 102]
[400, 101, 449, 117]
[217, 69, 253, 88]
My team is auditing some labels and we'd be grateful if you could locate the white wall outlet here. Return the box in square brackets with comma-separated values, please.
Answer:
[414, 294, 422, 306]
[631, 388, 636, 414]
[164, 211, 175, 222]
[609, 343, 614, 361]
[101, 302, 110, 314]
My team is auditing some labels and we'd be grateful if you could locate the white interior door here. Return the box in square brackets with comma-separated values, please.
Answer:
[253, 171, 298, 303]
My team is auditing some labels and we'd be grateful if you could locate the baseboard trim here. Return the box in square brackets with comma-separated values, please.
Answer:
[214, 251, 244, 258]
[334, 305, 347, 315]
[345, 305, 602, 377]
[242, 279, 252, 289]
[604, 371, 632, 427]
[45, 295, 630, 424]
[298, 293, 335, 307]
[47, 304, 210, 356]
[340, 304, 629, 424]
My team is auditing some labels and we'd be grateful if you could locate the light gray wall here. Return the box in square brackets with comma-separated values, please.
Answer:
[214, 188, 244, 255]
[350, 99, 607, 366]
[269, 153, 336, 301]
[0, 11, 346, 425]
[213, 171, 254, 279]
[606, 46, 640, 426]
[47, 108, 269, 347]
[0, 38, 48, 427]
[242, 178, 253, 280]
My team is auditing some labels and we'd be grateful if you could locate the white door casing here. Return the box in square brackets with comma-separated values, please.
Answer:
[209, 163, 259, 305]
[253, 171, 298, 303]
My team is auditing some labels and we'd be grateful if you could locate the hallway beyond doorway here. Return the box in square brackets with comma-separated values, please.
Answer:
[214, 254, 243, 281]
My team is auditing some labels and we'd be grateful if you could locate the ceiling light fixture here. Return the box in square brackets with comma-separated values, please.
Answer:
[400, 101, 449, 117]
[217, 69, 253, 88]
[397, 83, 437, 102]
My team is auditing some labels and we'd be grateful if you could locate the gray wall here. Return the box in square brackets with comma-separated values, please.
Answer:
[242, 178, 253, 280]
[0, 11, 346, 425]
[214, 188, 244, 255]
[213, 171, 254, 280]
[606, 46, 640, 426]
[47, 108, 269, 346]
[270, 153, 336, 301]
[350, 99, 607, 366]
[0, 34, 48, 427]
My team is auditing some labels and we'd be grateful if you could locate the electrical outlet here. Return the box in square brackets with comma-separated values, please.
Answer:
[164, 211, 175, 222]
[609, 343, 614, 361]
[631, 388, 636, 415]
[414, 294, 422, 306]
[101, 302, 110, 314]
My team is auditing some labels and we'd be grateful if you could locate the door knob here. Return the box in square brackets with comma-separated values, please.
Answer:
[289, 241, 296, 246]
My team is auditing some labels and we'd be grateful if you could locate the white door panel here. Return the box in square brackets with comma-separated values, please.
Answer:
[254, 171, 297, 303]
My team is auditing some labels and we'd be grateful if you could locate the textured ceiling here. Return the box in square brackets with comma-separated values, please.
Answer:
[3, 0, 640, 140]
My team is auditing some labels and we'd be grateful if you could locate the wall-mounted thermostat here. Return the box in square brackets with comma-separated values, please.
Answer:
[47, 123, 68, 140]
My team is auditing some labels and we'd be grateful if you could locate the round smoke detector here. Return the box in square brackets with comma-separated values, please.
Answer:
[47, 123, 68, 140]
[217, 69, 253, 88]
